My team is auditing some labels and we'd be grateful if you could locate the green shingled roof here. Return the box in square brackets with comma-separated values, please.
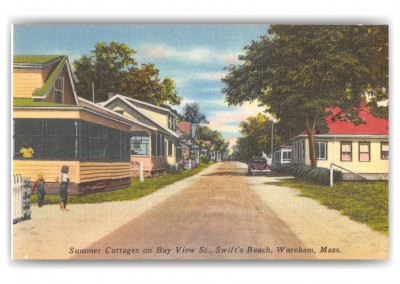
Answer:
[13, 98, 78, 108]
[13, 55, 67, 97]
[13, 55, 62, 64]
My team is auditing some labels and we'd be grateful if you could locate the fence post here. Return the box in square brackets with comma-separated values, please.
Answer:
[139, 161, 144, 182]
[22, 177, 31, 221]
[13, 174, 23, 224]
[330, 163, 334, 187]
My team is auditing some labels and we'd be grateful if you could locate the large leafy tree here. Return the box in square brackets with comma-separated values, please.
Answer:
[223, 25, 388, 167]
[73, 41, 181, 105]
[121, 64, 181, 106]
[182, 102, 209, 124]
[231, 113, 278, 162]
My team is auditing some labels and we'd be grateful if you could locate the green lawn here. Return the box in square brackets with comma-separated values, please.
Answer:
[31, 163, 211, 205]
[266, 179, 388, 234]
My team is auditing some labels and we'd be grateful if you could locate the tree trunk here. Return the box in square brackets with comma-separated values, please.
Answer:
[306, 117, 318, 168]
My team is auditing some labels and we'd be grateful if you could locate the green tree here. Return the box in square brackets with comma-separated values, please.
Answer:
[74, 41, 136, 102]
[198, 125, 228, 156]
[121, 64, 181, 106]
[223, 25, 388, 167]
[73, 41, 181, 105]
[182, 102, 209, 124]
[231, 113, 278, 162]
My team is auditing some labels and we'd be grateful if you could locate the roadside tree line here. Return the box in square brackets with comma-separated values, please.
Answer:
[73, 42, 229, 159]
[223, 25, 388, 166]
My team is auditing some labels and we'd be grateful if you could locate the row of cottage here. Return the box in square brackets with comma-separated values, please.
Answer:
[272, 102, 389, 180]
[12, 55, 221, 195]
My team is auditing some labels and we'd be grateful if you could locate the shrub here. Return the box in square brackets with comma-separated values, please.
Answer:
[200, 154, 210, 164]
[270, 164, 342, 186]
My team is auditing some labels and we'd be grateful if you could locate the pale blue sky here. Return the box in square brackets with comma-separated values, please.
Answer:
[13, 24, 269, 144]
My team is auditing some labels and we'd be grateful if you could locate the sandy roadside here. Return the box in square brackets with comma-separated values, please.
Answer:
[244, 164, 388, 260]
[12, 163, 219, 260]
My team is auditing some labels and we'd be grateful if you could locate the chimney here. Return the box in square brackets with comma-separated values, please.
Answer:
[359, 96, 367, 108]
[108, 92, 115, 100]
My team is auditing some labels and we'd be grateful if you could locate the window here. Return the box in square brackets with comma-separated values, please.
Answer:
[157, 133, 164, 156]
[109, 128, 122, 159]
[89, 123, 107, 160]
[381, 142, 389, 159]
[341, 142, 352, 161]
[13, 119, 130, 162]
[359, 142, 370, 162]
[150, 133, 164, 157]
[45, 119, 78, 159]
[130, 132, 149, 155]
[282, 151, 291, 162]
[54, 76, 64, 104]
[315, 142, 327, 160]
[168, 140, 173, 156]
[151, 133, 157, 156]
[13, 119, 44, 158]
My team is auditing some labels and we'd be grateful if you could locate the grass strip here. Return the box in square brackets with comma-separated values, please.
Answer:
[265, 178, 388, 234]
[31, 162, 211, 205]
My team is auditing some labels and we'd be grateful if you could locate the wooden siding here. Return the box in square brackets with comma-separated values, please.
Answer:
[13, 69, 43, 98]
[294, 137, 389, 174]
[131, 156, 166, 171]
[133, 104, 168, 128]
[13, 109, 81, 119]
[13, 160, 130, 184]
[13, 160, 79, 183]
[13, 60, 59, 99]
[79, 162, 130, 183]
[46, 64, 77, 104]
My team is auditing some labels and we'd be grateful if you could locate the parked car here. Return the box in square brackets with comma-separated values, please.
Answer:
[247, 157, 271, 176]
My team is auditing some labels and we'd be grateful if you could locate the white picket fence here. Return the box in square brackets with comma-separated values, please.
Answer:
[13, 174, 24, 223]
[13, 174, 31, 224]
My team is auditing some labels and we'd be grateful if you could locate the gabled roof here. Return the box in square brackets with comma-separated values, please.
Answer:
[78, 97, 137, 127]
[13, 55, 62, 65]
[177, 121, 192, 136]
[13, 55, 79, 105]
[123, 96, 179, 118]
[325, 107, 388, 135]
[102, 94, 179, 138]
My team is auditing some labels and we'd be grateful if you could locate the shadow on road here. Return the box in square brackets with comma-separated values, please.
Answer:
[201, 171, 246, 177]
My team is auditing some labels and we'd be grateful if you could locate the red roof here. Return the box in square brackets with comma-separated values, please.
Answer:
[177, 122, 191, 136]
[324, 107, 388, 135]
[203, 141, 212, 146]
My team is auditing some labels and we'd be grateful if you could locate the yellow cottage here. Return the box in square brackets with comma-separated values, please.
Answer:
[13, 55, 135, 195]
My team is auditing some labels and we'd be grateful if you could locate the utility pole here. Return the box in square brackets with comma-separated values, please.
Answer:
[92, 82, 95, 103]
[270, 121, 274, 163]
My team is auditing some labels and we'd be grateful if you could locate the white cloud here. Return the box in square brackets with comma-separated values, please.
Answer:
[140, 44, 242, 66]
[197, 72, 227, 80]
[222, 54, 242, 65]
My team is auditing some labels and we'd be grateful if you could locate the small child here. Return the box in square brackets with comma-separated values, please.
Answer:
[31, 172, 46, 207]
[56, 165, 70, 211]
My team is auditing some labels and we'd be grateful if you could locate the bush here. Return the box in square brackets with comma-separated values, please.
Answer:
[270, 164, 342, 186]
[200, 154, 210, 164]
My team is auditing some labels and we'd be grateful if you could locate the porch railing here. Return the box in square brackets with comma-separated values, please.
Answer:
[330, 163, 367, 187]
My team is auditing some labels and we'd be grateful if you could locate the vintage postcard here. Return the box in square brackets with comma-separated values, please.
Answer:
[11, 24, 388, 260]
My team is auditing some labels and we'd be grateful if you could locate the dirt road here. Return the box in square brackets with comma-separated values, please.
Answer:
[13, 162, 388, 260]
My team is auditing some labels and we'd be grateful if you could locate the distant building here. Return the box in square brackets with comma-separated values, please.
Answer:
[272, 144, 292, 165]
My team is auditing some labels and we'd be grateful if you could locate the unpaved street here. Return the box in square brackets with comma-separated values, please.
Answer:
[13, 162, 388, 260]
